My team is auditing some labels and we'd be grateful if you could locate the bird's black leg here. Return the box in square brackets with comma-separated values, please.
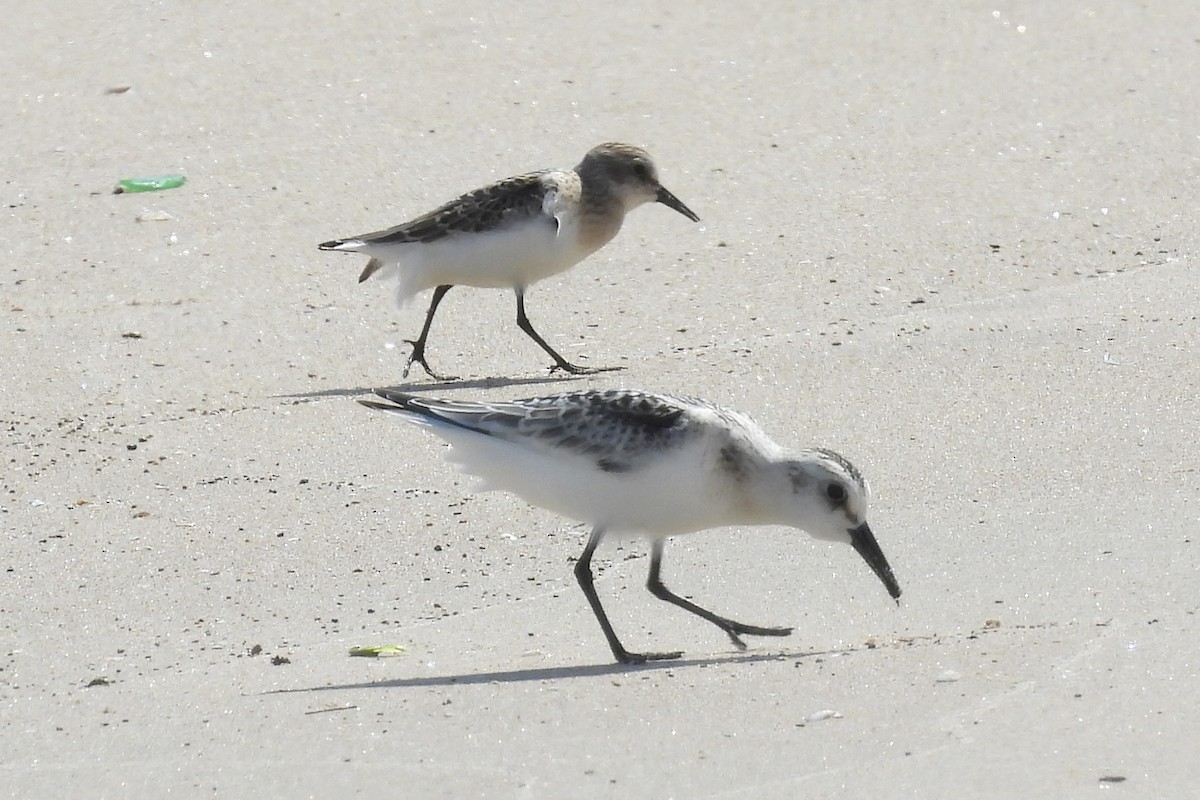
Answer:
[404, 285, 455, 380]
[646, 539, 793, 650]
[515, 290, 622, 375]
[574, 527, 682, 664]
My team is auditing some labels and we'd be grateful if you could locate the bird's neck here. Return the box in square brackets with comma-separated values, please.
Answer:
[574, 197, 626, 252]
[746, 457, 821, 531]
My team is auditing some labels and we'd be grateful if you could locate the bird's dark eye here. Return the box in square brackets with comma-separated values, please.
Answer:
[826, 482, 847, 504]
[632, 162, 651, 181]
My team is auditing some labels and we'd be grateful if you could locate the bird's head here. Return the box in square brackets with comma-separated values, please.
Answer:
[579, 143, 700, 221]
[778, 449, 902, 601]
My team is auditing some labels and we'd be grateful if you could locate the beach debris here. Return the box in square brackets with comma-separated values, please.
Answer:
[804, 709, 843, 723]
[305, 704, 358, 715]
[349, 644, 407, 658]
[86, 676, 113, 688]
[114, 175, 186, 194]
[135, 209, 175, 222]
[935, 669, 961, 683]
[104, 85, 132, 95]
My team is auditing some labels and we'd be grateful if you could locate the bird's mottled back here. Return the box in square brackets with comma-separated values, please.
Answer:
[468, 390, 698, 473]
[359, 173, 553, 245]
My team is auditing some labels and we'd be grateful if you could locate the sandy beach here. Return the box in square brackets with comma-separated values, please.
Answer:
[3, 2, 1199, 797]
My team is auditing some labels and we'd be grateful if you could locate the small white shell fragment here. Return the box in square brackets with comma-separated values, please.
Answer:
[936, 669, 961, 683]
[805, 709, 843, 722]
[136, 209, 175, 222]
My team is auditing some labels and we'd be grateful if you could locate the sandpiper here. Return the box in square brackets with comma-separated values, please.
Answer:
[321, 144, 699, 380]
[359, 388, 902, 664]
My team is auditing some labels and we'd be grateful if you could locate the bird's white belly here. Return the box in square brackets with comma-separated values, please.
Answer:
[377, 220, 596, 306]
[440, 431, 746, 537]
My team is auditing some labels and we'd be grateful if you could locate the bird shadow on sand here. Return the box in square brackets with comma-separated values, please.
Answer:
[274, 373, 590, 403]
[264, 648, 847, 695]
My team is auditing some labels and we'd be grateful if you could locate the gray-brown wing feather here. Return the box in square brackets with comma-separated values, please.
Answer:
[355, 172, 552, 245]
[371, 389, 702, 474]
[499, 390, 696, 473]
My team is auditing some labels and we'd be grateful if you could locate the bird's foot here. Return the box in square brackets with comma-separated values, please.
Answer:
[615, 648, 683, 665]
[548, 361, 625, 376]
[403, 341, 457, 382]
[722, 623, 794, 650]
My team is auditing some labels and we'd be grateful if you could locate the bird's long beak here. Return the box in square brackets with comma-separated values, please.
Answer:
[849, 522, 902, 601]
[656, 186, 700, 222]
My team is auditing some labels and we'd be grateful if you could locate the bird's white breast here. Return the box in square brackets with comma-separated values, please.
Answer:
[377, 216, 598, 307]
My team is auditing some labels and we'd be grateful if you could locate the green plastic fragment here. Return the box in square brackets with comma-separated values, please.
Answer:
[115, 175, 186, 193]
[349, 644, 407, 658]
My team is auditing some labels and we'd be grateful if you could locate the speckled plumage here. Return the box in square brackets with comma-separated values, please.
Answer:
[362, 173, 553, 245]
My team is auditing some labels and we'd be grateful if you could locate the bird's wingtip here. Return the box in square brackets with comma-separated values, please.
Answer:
[367, 388, 419, 407]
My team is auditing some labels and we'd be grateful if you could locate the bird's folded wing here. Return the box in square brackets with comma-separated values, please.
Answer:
[357, 173, 552, 245]
[428, 392, 699, 472]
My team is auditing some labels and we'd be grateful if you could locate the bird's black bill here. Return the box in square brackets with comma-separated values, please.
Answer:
[849, 522, 902, 600]
[656, 186, 700, 222]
